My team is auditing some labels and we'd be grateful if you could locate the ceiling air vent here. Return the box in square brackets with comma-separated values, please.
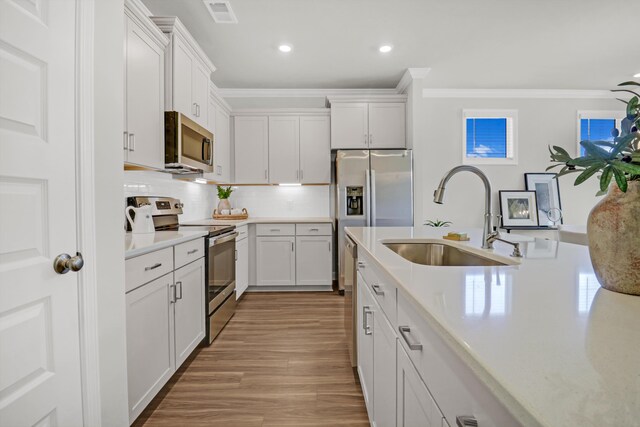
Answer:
[203, 0, 238, 24]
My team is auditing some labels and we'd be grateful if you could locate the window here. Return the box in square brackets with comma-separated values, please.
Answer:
[463, 110, 518, 165]
[577, 111, 625, 156]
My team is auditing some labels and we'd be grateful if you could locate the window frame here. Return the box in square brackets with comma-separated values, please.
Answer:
[462, 109, 518, 166]
[576, 110, 625, 157]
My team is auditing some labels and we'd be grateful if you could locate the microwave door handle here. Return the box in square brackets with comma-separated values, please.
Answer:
[202, 138, 213, 166]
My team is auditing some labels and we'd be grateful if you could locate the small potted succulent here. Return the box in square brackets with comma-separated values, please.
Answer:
[424, 219, 452, 227]
[548, 80, 640, 295]
[216, 185, 233, 213]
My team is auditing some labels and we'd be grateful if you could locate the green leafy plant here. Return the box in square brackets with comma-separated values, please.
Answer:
[424, 219, 452, 227]
[217, 186, 233, 199]
[548, 80, 640, 193]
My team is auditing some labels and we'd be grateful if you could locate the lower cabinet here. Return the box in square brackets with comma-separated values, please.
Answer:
[173, 258, 206, 368]
[236, 236, 249, 298]
[357, 272, 374, 412]
[256, 236, 296, 286]
[397, 344, 448, 427]
[296, 235, 332, 286]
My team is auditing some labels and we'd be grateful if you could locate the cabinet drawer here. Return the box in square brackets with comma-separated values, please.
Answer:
[256, 223, 295, 236]
[126, 247, 174, 293]
[236, 225, 248, 241]
[358, 251, 397, 327]
[296, 223, 332, 236]
[174, 238, 204, 269]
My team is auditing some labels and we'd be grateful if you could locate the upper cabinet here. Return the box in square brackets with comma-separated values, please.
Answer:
[151, 17, 216, 130]
[300, 116, 331, 184]
[329, 97, 407, 149]
[234, 116, 269, 184]
[268, 116, 300, 183]
[204, 85, 232, 183]
[123, 0, 169, 169]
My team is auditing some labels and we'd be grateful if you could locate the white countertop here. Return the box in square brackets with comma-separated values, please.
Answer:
[125, 230, 208, 259]
[558, 224, 588, 246]
[182, 216, 334, 227]
[345, 226, 640, 427]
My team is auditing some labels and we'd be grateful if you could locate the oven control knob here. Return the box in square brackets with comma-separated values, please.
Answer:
[174, 203, 184, 208]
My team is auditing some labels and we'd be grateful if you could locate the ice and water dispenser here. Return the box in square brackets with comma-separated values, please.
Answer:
[346, 186, 363, 216]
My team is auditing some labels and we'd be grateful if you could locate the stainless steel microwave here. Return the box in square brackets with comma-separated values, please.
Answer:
[165, 111, 214, 173]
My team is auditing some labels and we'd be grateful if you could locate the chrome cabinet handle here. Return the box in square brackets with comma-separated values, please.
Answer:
[192, 103, 197, 116]
[300, 169, 303, 181]
[456, 416, 478, 427]
[357, 261, 366, 270]
[187, 249, 198, 255]
[128, 133, 135, 151]
[398, 326, 422, 350]
[328, 241, 331, 252]
[169, 284, 177, 304]
[291, 242, 294, 252]
[123, 131, 128, 150]
[369, 133, 373, 146]
[270, 229, 280, 232]
[176, 281, 183, 300]
[371, 284, 385, 296]
[363, 306, 372, 335]
[264, 169, 268, 180]
[144, 263, 162, 271]
[363, 133, 368, 146]
[53, 252, 84, 274]
[235, 249, 238, 261]
[309, 228, 319, 231]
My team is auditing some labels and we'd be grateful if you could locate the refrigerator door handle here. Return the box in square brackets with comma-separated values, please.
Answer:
[365, 169, 371, 227]
[370, 169, 376, 226]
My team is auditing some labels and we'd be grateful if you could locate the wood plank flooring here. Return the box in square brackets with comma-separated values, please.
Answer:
[134, 292, 370, 427]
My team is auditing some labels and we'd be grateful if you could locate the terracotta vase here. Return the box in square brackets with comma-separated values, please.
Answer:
[217, 198, 231, 213]
[587, 180, 640, 295]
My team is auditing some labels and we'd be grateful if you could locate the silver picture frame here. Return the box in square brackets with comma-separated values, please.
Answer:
[499, 190, 539, 227]
[525, 173, 563, 227]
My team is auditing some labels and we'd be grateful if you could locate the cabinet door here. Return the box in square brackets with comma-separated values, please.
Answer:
[295, 235, 332, 287]
[300, 116, 331, 183]
[357, 272, 374, 419]
[268, 116, 300, 183]
[192, 61, 210, 127]
[172, 37, 194, 119]
[236, 238, 249, 299]
[368, 103, 406, 149]
[330, 103, 368, 149]
[126, 274, 175, 423]
[207, 95, 216, 134]
[215, 109, 231, 182]
[234, 116, 269, 184]
[125, 16, 165, 168]
[256, 236, 296, 286]
[397, 344, 444, 427]
[173, 258, 206, 368]
[373, 302, 397, 427]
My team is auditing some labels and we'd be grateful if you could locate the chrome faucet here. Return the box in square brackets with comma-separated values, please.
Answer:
[486, 231, 523, 257]
[433, 165, 494, 249]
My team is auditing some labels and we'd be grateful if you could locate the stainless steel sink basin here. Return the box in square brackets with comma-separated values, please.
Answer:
[383, 242, 508, 266]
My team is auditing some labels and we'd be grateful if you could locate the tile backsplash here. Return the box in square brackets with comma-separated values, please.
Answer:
[124, 171, 331, 221]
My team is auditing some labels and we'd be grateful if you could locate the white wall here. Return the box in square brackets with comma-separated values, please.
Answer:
[412, 93, 622, 229]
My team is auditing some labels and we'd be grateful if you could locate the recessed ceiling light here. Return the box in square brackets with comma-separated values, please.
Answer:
[634, 72, 640, 78]
[379, 45, 393, 53]
[279, 44, 292, 53]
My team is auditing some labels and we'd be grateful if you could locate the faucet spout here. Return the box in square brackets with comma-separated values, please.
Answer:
[432, 165, 494, 249]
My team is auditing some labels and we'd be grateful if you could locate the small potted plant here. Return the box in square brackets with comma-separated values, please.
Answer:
[548, 79, 640, 295]
[216, 186, 233, 213]
[424, 219, 452, 227]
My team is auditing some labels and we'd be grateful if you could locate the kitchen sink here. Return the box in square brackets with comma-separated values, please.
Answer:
[383, 241, 510, 266]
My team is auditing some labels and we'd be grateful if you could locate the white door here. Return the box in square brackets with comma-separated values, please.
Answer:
[300, 116, 331, 184]
[173, 258, 205, 368]
[255, 236, 296, 286]
[235, 238, 249, 299]
[215, 108, 230, 182]
[234, 116, 269, 184]
[191, 61, 209, 127]
[268, 116, 300, 183]
[373, 304, 397, 427]
[368, 103, 406, 149]
[295, 236, 332, 286]
[357, 273, 374, 418]
[330, 103, 368, 149]
[172, 37, 194, 118]
[0, 2, 85, 425]
[124, 15, 165, 169]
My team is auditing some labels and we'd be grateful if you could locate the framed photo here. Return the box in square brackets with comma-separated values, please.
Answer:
[525, 173, 563, 227]
[499, 191, 539, 227]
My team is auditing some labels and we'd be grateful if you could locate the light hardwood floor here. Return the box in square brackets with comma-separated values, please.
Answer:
[134, 292, 370, 427]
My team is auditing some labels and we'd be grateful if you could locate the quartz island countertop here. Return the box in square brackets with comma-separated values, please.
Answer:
[345, 226, 640, 427]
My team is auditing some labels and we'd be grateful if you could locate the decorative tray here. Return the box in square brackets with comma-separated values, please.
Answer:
[212, 208, 249, 220]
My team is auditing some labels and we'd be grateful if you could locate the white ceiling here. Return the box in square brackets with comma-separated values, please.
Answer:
[142, 0, 638, 90]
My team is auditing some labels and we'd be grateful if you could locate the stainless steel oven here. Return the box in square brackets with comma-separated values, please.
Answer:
[207, 230, 238, 343]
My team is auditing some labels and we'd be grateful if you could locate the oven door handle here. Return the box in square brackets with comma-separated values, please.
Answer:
[209, 231, 239, 247]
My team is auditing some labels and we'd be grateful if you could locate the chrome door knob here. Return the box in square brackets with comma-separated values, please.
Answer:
[53, 252, 84, 274]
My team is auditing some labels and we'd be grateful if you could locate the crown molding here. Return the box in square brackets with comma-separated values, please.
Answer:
[396, 67, 431, 94]
[124, 0, 169, 48]
[217, 88, 399, 98]
[209, 82, 233, 114]
[151, 16, 216, 73]
[230, 108, 330, 117]
[422, 88, 615, 99]
[326, 94, 408, 106]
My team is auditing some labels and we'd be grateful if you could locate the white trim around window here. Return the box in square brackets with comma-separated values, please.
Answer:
[576, 110, 625, 156]
[462, 109, 518, 166]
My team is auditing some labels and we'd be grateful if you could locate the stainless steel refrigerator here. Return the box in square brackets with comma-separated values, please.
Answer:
[336, 149, 413, 292]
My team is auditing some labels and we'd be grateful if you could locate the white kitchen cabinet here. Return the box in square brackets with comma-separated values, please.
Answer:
[368, 103, 406, 149]
[256, 236, 296, 286]
[269, 116, 300, 183]
[126, 273, 175, 423]
[373, 299, 397, 427]
[330, 100, 406, 149]
[397, 343, 445, 427]
[172, 37, 194, 120]
[235, 236, 249, 299]
[295, 236, 332, 287]
[191, 61, 210, 128]
[299, 116, 331, 183]
[123, 10, 168, 169]
[357, 272, 375, 416]
[173, 258, 206, 368]
[234, 116, 269, 184]
[205, 93, 232, 183]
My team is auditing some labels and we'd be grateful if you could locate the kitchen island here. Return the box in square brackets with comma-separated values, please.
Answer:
[346, 226, 640, 427]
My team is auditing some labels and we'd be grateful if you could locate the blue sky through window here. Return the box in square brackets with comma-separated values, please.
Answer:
[466, 118, 507, 158]
[579, 118, 615, 156]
